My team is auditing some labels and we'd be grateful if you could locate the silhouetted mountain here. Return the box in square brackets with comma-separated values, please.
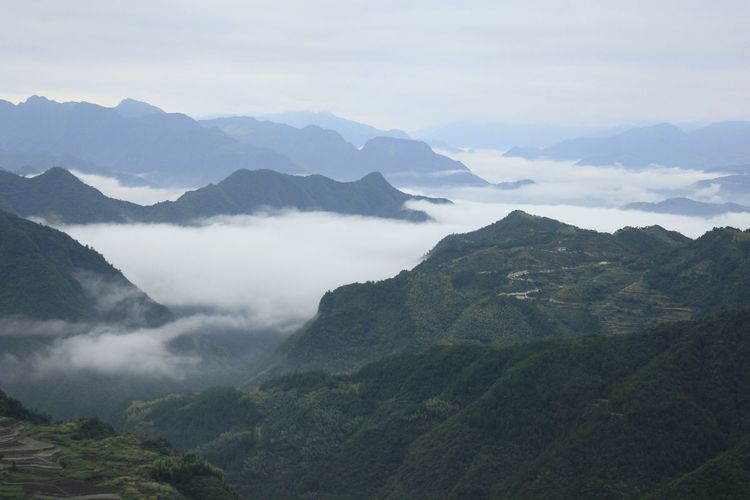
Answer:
[505, 121, 750, 170]
[258, 110, 410, 147]
[0, 96, 300, 185]
[113, 97, 165, 118]
[147, 169, 450, 223]
[202, 116, 361, 177]
[126, 311, 750, 499]
[623, 197, 750, 216]
[275, 210, 748, 372]
[203, 116, 489, 186]
[0, 208, 169, 324]
[0, 168, 448, 224]
[0, 167, 143, 223]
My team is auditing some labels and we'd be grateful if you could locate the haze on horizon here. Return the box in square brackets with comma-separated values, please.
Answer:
[2, 0, 749, 131]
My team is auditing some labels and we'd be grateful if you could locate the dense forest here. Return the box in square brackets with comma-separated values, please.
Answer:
[125, 311, 750, 498]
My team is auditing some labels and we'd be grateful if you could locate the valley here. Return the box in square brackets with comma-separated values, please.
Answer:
[1, 6, 750, 495]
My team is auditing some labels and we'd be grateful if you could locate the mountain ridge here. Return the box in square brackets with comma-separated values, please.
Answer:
[273, 210, 750, 373]
[202, 116, 489, 186]
[504, 121, 750, 170]
[0, 167, 449, 224]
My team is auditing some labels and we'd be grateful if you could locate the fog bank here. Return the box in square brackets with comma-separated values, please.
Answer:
[60, 203, 750, 336]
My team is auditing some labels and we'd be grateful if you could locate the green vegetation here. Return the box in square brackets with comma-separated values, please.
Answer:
[125, 387, 263, 450]
[151, 454, 236, 499]
[0, 389, 237, 498]
[125, 311, 750, 498]
[0, 207, 170, 323]
[278, 211, 749, 372]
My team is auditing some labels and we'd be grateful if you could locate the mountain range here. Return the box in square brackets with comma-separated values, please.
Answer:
[0, 96, 488, 188]
[0, 96, 299, 185]
[256, 110, 410, 147]
[0, 167, 449, 224]
[505, 121, 750, 170]
[202, 116, 489, 186]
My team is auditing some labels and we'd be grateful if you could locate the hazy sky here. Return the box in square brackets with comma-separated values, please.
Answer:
[2, 1, 749, 130]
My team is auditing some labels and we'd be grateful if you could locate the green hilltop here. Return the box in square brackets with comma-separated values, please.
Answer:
[277, 210, 750, 372]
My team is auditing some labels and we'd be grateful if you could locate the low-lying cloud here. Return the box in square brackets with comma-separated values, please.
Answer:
[61, 211, 461, 330]
[60, 201, 750, 337]
[5, 314, 257, 379]
[431, 149, 725, 207]
[70, 170, 189, 205]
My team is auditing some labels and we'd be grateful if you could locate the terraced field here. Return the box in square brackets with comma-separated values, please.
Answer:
[0, 416, 235, 499]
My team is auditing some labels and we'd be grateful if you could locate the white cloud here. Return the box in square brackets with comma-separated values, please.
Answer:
[58, 199, 750, 338]
[30, 314, 253, 378]
[425, 149, 724, 207]
[70, 170, 188, 204]
[60, 212, 458, 329]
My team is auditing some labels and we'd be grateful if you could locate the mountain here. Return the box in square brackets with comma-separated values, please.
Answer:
[257, 110, 410, 147]
[694, 174, 750, 203]
[623, 197, 750, 216]
[124, 311, 750, 499]
[0, 207, 169, 324]
[202, 116, 489, 186]
[0, 96, 300, 185]
[0, 167, 448, 224]
[147, 169, 450, 223]
[0, 167, 143, 224]
[113, 97, 165, 118]
[201, 116, 361, 177]
[0, 388, 237, 498]
[274, 211, 750, 372]
[505, 121, 750, 170]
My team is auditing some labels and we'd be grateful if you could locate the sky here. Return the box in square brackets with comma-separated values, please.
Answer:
[2, 0, 749, 130]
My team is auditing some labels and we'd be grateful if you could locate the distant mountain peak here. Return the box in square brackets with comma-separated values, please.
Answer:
[358, 171, 390, 186]
[39, 165, 78, 178]
[114, 98, 165, 118]
[22, 95, 54, 107]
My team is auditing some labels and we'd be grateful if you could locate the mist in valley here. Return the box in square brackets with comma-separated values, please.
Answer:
[4, 152, 750, 422]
